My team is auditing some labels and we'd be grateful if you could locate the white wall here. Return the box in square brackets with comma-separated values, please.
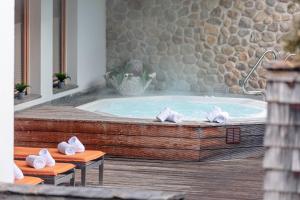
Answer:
[15, 0, 106, 111]
[77, 0, 106, 88]
[0, 0, 15, 183]
[77, 0, 106, 89]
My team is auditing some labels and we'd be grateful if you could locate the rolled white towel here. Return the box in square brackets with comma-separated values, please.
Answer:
[25, 155, 46, 169]
[156, 107, 171, 122]
[206, 107, 229, 124]
[206, 107, 221, 122]
[14, 163, 24, 180]
[166, 110, 184, 123]
[57, 141, 76, 155]
[214, 112, 229, 124]
[68, 136, 85, 153]
[39, 148, 56, 167]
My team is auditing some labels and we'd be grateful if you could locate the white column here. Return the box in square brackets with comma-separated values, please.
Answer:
[40, 0, 53, 100]
[0, 1, 15, 183]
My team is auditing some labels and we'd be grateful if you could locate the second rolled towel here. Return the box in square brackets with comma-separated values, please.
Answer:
[167, 111, 184, 123]
[68, 136, 85, 153]
[206, 107, 229, 124]
[156, 107, 171, 122]
[39, 148, 56, 167]
[25, 155, 46, 169]
[156, 107, 184, 123]
[58, 142, 76, 155]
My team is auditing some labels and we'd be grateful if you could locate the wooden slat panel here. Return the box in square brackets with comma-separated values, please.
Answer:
[15, 131, 200, 150]
[14, 131, 99, 145]
[200, 147, 264, 161]
[200, 135, 263, 150]
[264, 125, 300, 148]
[198, 125, 265, 139]
[264, 64, 300, 199]
[264, 170, 298, 193]
[263, 147, 292, 171]
[15, 119, 200, 139]
[264, 191, 300, 200]
[14, 141, 199, 161]
[102, 122, 199, 139]
[15, 119, 104, 133]
[14, 141, 98, 150]
[99, 146, 200, 161]
[198, 127, 225, 138]
[266, 81, 300, 104]
[15, 106, 265, 161]
[267, 103, 300, 125]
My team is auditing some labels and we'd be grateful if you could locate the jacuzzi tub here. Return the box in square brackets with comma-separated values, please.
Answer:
[14, 95, 267, 162]
[73, 96, 266, 161]
[77, 96, 266, 122]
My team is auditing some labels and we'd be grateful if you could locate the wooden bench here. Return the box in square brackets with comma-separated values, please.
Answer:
[15, 160, 75, 186]
[15, 176, 44, 185]
[15, 147, 105, 186]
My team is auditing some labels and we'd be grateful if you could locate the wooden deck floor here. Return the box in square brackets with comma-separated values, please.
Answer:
[77, 158, 263, 200]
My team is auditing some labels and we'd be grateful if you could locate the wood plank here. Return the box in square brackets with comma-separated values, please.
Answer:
[14, 106, 265, 161]
[198, 127, 226, 138]
[14, 141, 98, 150]
[81, 158, 263, 200]
[200, 147, 264, 161]
[267, 103, 300, 125]
[266, 80, 300, 104]
[200, 135, 263, 150]
[15, 119, 200, 139]
[264, 124, 300, 148]
[15, 130, 200, 150]
[99, 146, 200, 161]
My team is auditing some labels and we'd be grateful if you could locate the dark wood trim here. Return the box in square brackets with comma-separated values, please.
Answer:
[60, 0, 67, 73]
[23, 0, 30, 85]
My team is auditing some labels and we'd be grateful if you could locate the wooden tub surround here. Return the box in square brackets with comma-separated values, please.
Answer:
[15, 106, 265, 161]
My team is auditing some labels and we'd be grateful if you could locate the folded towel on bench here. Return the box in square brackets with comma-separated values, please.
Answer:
[39, 148, 56, 167]
[57, 142, 76, 155]
[15, 146, 106, 163]
[26, 155, 46, 169]
[15, 160, 75, 176]
[68, 136, 85, 153]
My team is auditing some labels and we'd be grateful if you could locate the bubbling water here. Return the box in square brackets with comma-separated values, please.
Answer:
[78, 96, 266, 121]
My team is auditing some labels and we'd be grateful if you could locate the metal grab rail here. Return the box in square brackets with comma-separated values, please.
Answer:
[241, 50, 277, 95]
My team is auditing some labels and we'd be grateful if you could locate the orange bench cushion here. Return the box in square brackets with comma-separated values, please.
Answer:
[15, 176, 43, 185]
[15, 160, 75, 176]
[15, 147, 105, 163]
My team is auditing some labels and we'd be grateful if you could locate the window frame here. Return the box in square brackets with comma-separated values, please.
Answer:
[60, 0, 66, 73]
[23, 0, 29, 85]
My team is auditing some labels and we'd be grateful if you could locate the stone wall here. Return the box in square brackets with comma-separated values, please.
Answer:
[106, 0, 299, 93]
